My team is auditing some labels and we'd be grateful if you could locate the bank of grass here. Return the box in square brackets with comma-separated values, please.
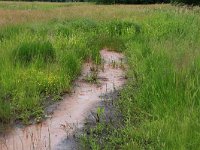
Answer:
[0, 20, 97, 125]
[81, 6, 200, 150]
[0, 2, 200, 149]
[0, 18, 132, 125]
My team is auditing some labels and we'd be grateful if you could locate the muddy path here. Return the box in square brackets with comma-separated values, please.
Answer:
[0, 50, 126, 150]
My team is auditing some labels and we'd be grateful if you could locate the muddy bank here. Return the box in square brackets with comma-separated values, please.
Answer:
[81, 90, 124, 149]
[0, 49, 126, 150]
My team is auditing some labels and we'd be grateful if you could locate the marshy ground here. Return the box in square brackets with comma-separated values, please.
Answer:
[0, 2, 200, 150]
[0, 50, 126, 150]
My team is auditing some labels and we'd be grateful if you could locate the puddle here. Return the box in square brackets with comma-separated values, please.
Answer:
[0, 49, 126, 150]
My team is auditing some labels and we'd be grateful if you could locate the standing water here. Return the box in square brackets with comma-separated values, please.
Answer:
[0, 50, 126, 150]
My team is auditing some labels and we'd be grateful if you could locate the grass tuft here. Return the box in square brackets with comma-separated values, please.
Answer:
[13, 41, 56, 65]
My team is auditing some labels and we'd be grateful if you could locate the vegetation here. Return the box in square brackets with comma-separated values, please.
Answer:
[0, 19, 101, 124]
[0, 2, 200, 149]
[0, 0, 199, 5]
[172, 0, 200, 5]
[0, 1, 69, 10]
[90, 0, 199, 5]
[90, 0, 170, 4]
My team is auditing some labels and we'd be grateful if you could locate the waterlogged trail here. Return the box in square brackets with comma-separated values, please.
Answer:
[0, 50, 126, 150]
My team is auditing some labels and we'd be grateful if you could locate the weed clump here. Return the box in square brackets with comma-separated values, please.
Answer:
[13, 41, 56, 65]
[0, 100, 11, 123]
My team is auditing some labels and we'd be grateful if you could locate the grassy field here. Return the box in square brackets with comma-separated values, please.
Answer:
[0, 1, 200, 149]
[0, 1, 72, 10]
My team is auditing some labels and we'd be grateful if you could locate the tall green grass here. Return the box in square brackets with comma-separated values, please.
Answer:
[13, 41, 56, 65]
[0, 4, 200, 149]
[81, 7, 200, 150]
[0, 20, 100, 124]
[0, 18, 131, 125]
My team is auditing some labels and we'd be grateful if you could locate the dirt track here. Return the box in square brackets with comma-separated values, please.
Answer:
[0, 49, 126, 150]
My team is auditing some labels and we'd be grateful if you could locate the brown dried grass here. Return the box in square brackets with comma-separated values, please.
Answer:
[0, 2, 171, 27]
